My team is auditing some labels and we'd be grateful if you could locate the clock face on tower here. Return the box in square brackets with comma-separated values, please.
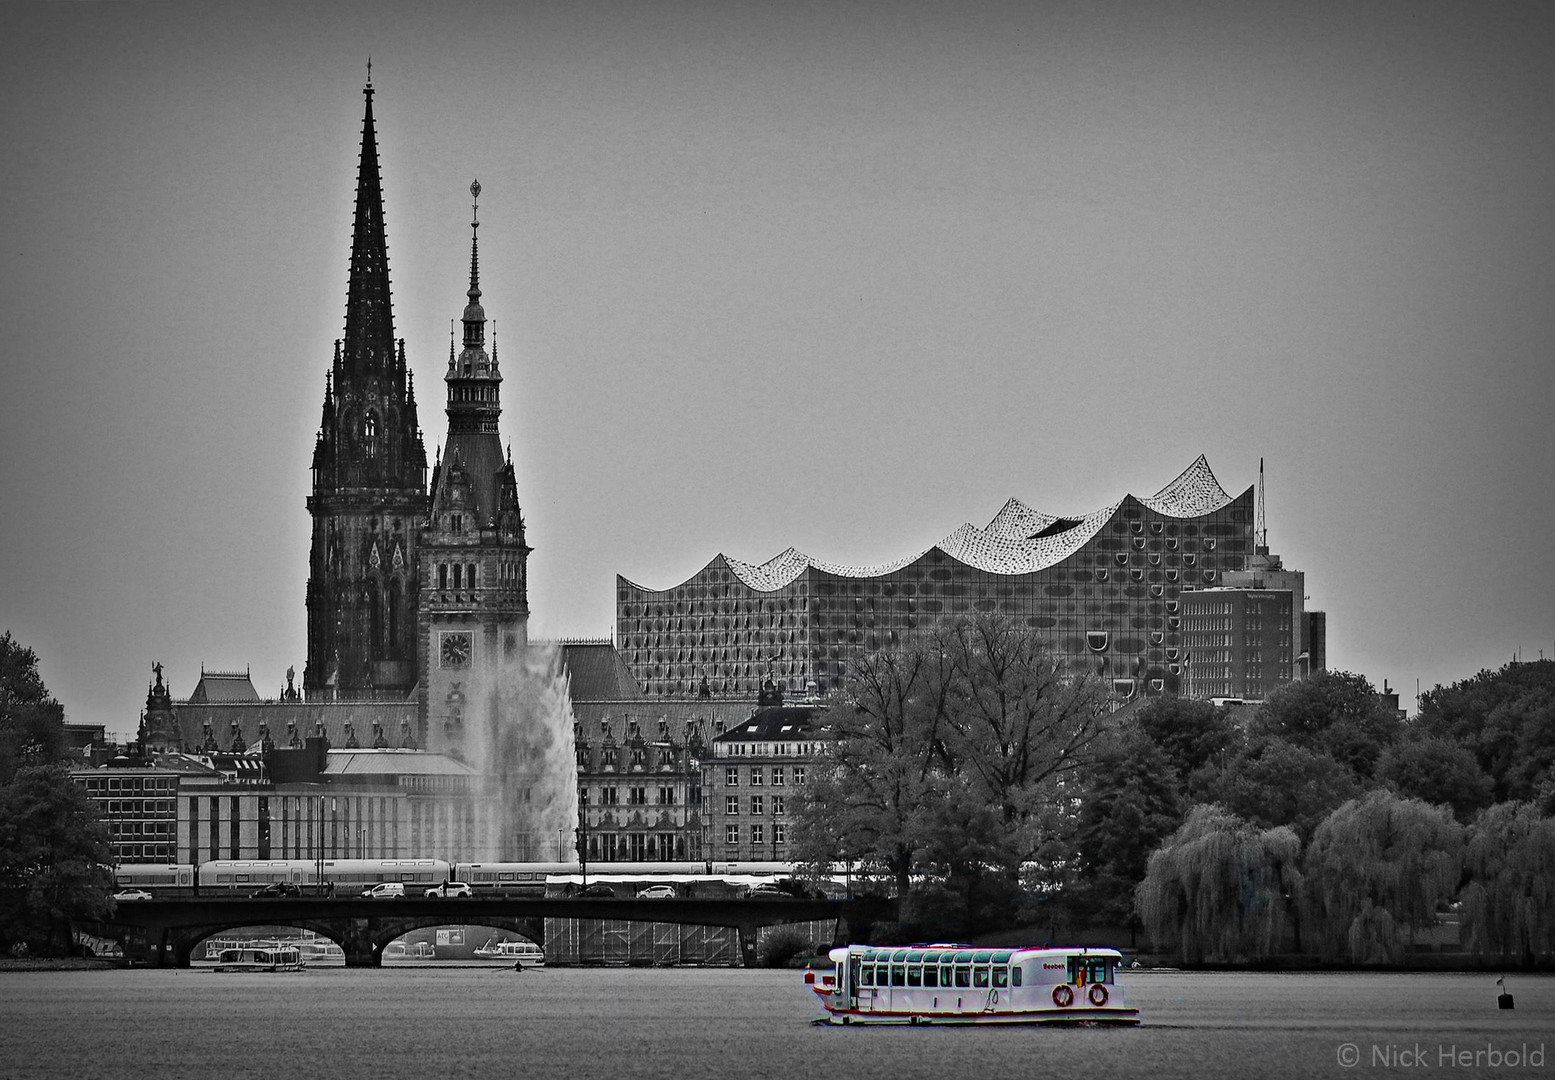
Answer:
[439, 631, 473, 669]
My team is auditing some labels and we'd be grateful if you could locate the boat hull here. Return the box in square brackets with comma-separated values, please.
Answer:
[816, 1004, 1140, 1026]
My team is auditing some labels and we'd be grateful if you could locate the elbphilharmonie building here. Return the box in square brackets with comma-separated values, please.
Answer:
[617, 456, 1255, 700]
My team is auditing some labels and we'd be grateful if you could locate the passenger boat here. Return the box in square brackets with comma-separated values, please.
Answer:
[473, 938, 546, 967]
[806, 944, 1140, 1025]
[212, 945, 305, 973]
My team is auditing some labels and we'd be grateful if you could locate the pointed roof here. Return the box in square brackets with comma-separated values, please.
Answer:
[342, 80, 396, 373]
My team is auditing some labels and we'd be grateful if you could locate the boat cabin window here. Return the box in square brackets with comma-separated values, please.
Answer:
[954, 966, 970, 987]
[992, 967, 1008, 989]
[972, 968, 989, 988]
[1068, 956, 1113, 985]
[1011, 966, 1022, 987]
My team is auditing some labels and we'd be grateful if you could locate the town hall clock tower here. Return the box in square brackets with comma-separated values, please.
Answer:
[417, 180, 531, 754]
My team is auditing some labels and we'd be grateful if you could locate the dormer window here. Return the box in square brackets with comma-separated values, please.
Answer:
[452, 513, 463, 533]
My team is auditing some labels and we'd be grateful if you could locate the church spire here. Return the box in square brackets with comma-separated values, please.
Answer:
[342, 79, 396, 373]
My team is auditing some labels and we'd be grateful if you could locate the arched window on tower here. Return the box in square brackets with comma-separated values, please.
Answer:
[453, 564, 463, 589]
[369, 589, 383, 652]
[364, 413, 378, 457]
[438, 564, 448, 590]
[388, 587, 400, 653]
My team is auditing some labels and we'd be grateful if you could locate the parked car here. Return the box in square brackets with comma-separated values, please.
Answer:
[635, 884, 677, 899]
[577, 883, 616, 898]
[112, 888, 153, 902]
[740, 882, 789, 900]
[424, 881, 472, 898]
[361, 882, 405, 899]
[250, 881, 302, 899]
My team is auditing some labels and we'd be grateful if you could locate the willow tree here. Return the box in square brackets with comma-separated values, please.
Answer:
[1458, 801, 1555, 967]
[1302, 790, 1462, 964]
[1135, 805, 1301, 964]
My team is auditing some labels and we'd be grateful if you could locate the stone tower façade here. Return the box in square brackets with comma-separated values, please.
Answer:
[305, 79, 430, 701]
[417, 180, 531, 754]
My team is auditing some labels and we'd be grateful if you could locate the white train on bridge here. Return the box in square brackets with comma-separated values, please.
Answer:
[113, 859, 822, 898]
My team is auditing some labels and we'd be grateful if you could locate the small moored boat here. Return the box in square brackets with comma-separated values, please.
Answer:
[473, 938, 546, 967]
[806, 944, 1140, 1026]
[213, 945, 305, 973]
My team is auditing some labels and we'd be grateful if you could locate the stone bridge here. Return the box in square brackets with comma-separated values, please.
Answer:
[94, 895, 893, 968]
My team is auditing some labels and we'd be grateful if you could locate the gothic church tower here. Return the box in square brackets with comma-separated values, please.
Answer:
[418, 180, 530, 754]
[305, 79, 430, 700]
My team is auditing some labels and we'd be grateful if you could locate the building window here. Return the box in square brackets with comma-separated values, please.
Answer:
[749, 768, 763, 787]
[750, 795, 764, 816]
[601, 786, 618, 805]
[657, 786, 675, 805]
[725, 825, 739, 847]
[725, 767, 738, 786]
[751, 824, 764, 847]
[774, 824, 786, 847]
[438, 564, 448, 590]
[772, 796, 785, 816]
[792, 766, 806, 786]
[771, 767, 784, 786]
[725, 795, 739, 815]
[628, 786, 647, 806]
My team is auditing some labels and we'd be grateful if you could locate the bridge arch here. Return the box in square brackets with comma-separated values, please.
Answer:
[169, 916, 544, 968]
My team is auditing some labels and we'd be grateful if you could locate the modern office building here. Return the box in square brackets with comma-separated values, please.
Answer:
[619, 456, 1255, 700]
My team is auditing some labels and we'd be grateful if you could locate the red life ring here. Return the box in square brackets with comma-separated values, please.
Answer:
[1088, 983, 1109, 1007]
[1051, 984, 1074, 1008]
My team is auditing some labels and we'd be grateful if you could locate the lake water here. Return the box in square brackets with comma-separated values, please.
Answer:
[1, 967, 1549, 1079]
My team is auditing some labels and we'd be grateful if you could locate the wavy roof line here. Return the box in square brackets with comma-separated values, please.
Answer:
[683, 455, 1234, 593]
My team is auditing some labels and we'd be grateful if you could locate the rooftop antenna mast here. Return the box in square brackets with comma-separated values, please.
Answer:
[1256, 457, 1268, 555]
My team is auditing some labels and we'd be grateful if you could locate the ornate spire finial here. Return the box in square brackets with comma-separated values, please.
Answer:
[467, 179, 482, 304]
[491, 319, 497, 366]
[366, 56, 372, 86]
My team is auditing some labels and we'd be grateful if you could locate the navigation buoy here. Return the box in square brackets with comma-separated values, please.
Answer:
[1496, 976, 1514, 1010]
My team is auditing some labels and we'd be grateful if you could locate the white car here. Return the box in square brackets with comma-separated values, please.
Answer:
[113, 888, 153, 902]
[424, 882, 473, 898]
[636, 884, 677, 899]
[361, 882, 405, 899]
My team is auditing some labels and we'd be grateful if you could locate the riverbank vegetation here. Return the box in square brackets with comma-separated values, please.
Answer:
[0, 633, 115, 958]
[792, 617, 1555, 968]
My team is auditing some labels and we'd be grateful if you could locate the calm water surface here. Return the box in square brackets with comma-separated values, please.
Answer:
[1, 967, 1550, 1080]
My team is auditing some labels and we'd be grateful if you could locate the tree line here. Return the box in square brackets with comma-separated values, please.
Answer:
[790, 614, 1555, 967]
[0, 632, 115, 957]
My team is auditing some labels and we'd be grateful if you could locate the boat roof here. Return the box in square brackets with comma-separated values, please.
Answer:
[827, 944, 1124, 963]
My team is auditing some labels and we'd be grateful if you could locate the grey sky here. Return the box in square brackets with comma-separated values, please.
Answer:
[3, 0, 1552, 731]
